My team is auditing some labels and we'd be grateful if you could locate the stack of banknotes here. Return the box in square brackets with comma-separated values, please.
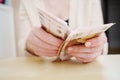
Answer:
[38, 8, 115, 61]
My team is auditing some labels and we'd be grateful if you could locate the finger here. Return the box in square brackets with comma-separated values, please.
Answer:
[27, 34, 58, 57]
[69, 51, 102, 59]
[76, 57, 96, 63]
[34, 48, 58, 57]
[30, 32, 58, 50]
[85, 33, 107, 47]
[32, 27, 63, 47]
[28, 38, 58, 57]
[66, 45, 103, 54]
[26, 36, 37, 55]
[75, 57, 85, 63]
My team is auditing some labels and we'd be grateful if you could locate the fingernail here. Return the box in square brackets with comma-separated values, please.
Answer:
[68, 47, 73, 51]
[85, 42, 91, 47]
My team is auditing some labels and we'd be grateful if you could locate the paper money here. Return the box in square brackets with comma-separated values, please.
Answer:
[38, 8, 115, 60]
[38, 8, 69, 39]
[59, 23, 115, 60]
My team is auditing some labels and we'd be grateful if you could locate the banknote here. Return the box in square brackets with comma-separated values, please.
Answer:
[58, 23, 115, 60]
[38, 8, 69, 39]
[38, 8, 115, 60]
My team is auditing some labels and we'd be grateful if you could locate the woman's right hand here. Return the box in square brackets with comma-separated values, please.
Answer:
[26, 26, 64, 57]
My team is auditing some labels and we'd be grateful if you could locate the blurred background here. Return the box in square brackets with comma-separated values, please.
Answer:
[0, 0, 120, 58]
[101, 0, 120, 54]
[0, 0, 16, 58]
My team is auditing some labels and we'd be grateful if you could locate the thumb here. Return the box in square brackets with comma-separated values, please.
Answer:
[85, 33, 107, 47]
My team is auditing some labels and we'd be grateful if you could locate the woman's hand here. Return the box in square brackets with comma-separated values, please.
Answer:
[26, 26, 64, 57]
[66, 33, 107, 63]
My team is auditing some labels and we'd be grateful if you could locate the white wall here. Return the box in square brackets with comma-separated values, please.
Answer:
[0, 4, 16, 58]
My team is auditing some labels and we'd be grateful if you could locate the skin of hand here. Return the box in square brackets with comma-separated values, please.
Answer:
[26, 26, 64, 57]
[66, 33, 107, 63]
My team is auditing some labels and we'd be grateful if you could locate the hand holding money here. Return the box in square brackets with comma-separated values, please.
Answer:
[26, 27, 64, 59]
[37, 8, 115, 61]
[66, 33, 107, 63]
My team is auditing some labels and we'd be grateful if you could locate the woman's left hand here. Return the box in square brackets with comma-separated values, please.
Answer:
[66, 33, 107, 63]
